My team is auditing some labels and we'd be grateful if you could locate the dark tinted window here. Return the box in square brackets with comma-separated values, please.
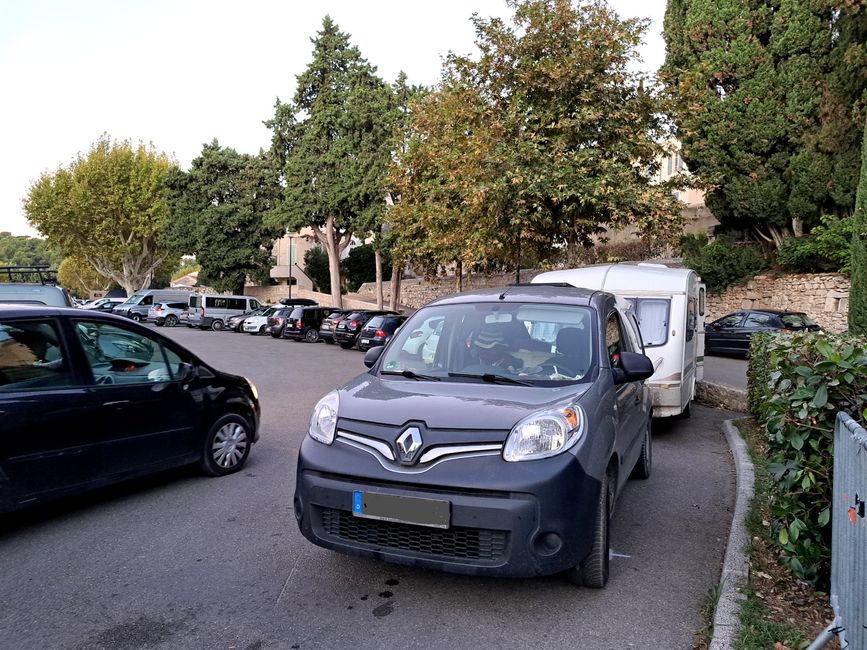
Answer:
[227, 298, 246, 310]
[345, 312, 366, 321]
[0, 320, 73, 391]
[744, 313, 774, 327]
[290, 308, 305, 319]
[206, 297, 228, 309]
[715, 314, 743, 328]
[366, 316, 385, 329]
[780, 314, 818, 328]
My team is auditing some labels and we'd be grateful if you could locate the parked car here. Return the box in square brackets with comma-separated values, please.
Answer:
[187, 294, 261, 331]
[704, 310, 822, 357]
[113, 289, 192, 321]
[333, 310, 399, 349]
[266, 307, 295, 338]
[83, 297, 126, 311]
[0, 266, 75, 308]
[0, 305, 260, 513]
[228, 305, 271, 333]
[150, 301, 189, 327]
[243, 307, 281, 335]
[318, 310, 353, 345]
[356, 314, 408, 351]
[294, 285, 654, 586]
[282, 306, 341, 343]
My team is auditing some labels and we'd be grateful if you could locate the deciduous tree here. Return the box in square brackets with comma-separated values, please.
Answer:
[389, 0, 683, 277]
[24, 136, 174, 296]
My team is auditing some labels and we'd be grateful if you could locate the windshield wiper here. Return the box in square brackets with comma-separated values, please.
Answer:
[447, 372, 534, 386]
[380, 369, 441, 381]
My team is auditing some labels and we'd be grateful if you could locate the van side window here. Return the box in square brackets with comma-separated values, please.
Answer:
[686, 298, 696, 342]
[227, 298, 246, 310]
[189, 295, 200, 309]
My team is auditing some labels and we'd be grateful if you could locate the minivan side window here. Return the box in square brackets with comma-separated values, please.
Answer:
[73, 321, 173, 385]
[206, 297, 228, 309]
[227, 298, 246, 310]
[0, 320, 73, 391]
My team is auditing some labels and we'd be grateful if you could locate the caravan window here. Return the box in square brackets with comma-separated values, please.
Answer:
[623, 298, 670, 348]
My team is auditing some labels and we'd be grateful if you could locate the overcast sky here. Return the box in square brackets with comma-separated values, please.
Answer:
[0, 0, 666, 238]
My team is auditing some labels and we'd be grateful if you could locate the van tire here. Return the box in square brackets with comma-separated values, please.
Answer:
[211, 320, 224, 331]
[165, 315, 178, 327]
[304, 328, 319, 343]
[566, 471, 610, 588]
[131, 313, 143, 322]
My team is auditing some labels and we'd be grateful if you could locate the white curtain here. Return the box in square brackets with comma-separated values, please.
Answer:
[636, 300, 669, 346]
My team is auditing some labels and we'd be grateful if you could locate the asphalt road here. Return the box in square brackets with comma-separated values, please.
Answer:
[702, 355, 748, 390]
[0, 325, 737, 650]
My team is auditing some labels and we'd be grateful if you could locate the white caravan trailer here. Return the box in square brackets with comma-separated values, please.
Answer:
[532, 263, 705, 418]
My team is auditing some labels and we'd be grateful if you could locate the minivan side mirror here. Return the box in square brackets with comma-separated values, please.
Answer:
[364, 346, 385, 368]
[612, 351, 654, 385]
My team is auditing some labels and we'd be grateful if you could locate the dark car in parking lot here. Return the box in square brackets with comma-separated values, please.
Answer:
[282, 306, 341, 343]
[266, 307, 295, 338]
[0, 305, 260, 513]
[333, 310, 399, 349]
[319, 310, 353, 345]
[356, 314, 408, 351]
[294, 285, 654, 587]
[705, 309, 821, 357]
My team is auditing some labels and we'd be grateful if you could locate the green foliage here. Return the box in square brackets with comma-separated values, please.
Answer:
[662, 0, 867, 239]
[571, 239, 662, 266]
[0, 232, 60, 268]
[165, 141, 282, 294]
[267, 16, 397, 307]
[683, 236, 769, 291]
[776, 214, 856, 273]
[678, 233, 707, 260]
[390, 0, 684, 274]
[342, 244, 392, 293]
[850, 114, 867, 336]
[749, 330, 867, 585]
[304, 246, 330, 294]
[57, 256, 110, 297]
[23, 135, 174, 295]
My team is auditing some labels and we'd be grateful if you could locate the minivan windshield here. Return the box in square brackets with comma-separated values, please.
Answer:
[378, 302, 596, 385]
[120, 293, 146, 306]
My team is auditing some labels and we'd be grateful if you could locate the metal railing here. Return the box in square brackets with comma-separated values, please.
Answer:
[809, 412, 867, 649]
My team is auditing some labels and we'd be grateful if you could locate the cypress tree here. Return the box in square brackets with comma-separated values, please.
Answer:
[849, 115, 867, 336]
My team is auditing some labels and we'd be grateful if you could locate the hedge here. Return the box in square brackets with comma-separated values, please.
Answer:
[747, 330, 867, 584]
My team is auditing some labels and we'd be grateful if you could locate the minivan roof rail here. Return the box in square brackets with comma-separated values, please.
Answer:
[0, 265, 58, 285]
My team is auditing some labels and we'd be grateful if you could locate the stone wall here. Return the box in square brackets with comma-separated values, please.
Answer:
[706, 272, 849, 333]
[242, 285, 378, 310]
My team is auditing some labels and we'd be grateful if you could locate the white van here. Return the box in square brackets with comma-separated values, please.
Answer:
[112, 289, 193, 320]
[187, 294, 261, 331]
[532, 263, 705, 418]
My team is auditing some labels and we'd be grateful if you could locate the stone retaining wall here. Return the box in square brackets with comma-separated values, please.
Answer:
[242, 285, 378, 310]
[705, 272, 849, 333]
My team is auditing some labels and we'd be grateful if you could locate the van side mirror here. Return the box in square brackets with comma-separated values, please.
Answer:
[364, 346, 385, 368]
[613, 351, 654, 385]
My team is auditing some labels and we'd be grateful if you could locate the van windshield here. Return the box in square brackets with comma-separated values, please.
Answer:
[121, 293, 146, 306]
[379, 303, 596, 385]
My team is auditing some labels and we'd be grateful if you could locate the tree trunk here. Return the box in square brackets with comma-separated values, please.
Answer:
[456, 260, 463, 292]
[374, 248, 384, 310]
[324, 216, 343, 309]
[389, 264, 403, 312]
[792, 217, 804, 238]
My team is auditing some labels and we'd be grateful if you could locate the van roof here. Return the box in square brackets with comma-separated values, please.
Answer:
[532, 263, 698, 294]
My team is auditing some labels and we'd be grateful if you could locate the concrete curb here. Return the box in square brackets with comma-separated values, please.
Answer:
[709, 418, 756, 650]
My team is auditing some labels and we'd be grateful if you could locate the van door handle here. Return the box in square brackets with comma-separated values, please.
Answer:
[102, 400, 130, 409]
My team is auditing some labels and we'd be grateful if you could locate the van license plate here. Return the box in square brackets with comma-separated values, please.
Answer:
[352, 491, 450, 529]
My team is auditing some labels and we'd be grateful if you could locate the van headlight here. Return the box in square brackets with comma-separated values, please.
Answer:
[309, 390, 339, 445]
[503, 405, 585, 462]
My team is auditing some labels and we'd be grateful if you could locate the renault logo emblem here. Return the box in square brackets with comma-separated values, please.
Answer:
[396, 427, 423, 464]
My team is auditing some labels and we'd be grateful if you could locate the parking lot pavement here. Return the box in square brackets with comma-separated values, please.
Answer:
[703, 355, 748, 390]
[0, 325, 736, 650]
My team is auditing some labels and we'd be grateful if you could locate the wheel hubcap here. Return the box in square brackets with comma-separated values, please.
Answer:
[212, 422, 248, 468]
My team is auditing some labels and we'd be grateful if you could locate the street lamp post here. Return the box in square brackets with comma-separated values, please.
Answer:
[288, 235, 293, 300]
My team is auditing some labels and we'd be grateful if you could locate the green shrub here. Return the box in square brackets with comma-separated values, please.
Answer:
[683, 235, 769, 291]
[304, 246, 331, 294]
[749, 331, 867, 585]
[341, 244, 392, 293]
[776, 214, 855, 273]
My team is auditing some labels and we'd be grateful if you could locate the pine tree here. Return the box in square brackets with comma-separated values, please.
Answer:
[849, 114, 867, 336]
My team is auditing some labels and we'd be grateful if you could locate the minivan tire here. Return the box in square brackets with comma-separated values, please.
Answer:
[566, 472, 610, 588]
[304, 328, 319, 343]
[165, 314, 178, 327]
[200, 413, 251, 476]
[211, 320, 224, 331]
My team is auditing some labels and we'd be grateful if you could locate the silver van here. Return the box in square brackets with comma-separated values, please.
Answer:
[112, 289, 193, 321]
[187, 294, 261, 331]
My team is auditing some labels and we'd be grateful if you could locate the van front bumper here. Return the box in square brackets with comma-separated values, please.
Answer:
[294, 435, 601, 578]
